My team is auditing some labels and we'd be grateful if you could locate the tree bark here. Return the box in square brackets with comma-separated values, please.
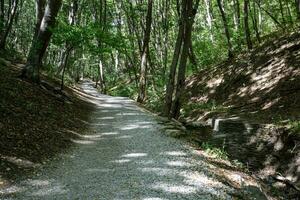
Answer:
[21, 0, 62, 83]
[171, 0, 199, 119]
[0, 0, 5, 35]
[244, 0, 252, 50]
[164, 9, 184, 117]
[250, 0, 261, 43]
[137, 0, 153, 103]
[217, 0, 234, 59]
[204, 0, 214, 41]
[0, 0, 19, 49]
[296, 0, 300, 19]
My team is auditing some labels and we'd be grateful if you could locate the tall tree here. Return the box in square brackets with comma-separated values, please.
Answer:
[296, 0, 300, 19]
[217, 0, 233, 59]
[164, 0, 199, 118]
[21, 0, 62, 83]
[137, 0, 153, 103]
[244, 0, 252, 50]
[0, 0, 19, 49]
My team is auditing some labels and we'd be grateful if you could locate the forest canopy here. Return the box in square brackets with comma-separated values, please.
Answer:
[0, 0, 299, 118]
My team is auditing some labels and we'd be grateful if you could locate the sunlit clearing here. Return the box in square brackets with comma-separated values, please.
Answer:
[122, 153, 147, 158]
[166, 160, 194, 167]
[139, 167, 176, 176]
[151, 183, 197, 194]
[32, 185, 67, 196]
[26, 179, 50, 186]
[0, 156, 39, 168]
[111, 159, 131, 164]
[101, 132, 119, 136]
[120, 124, 151, 130]
[86, 168, 114, 173]
[180, 171, 223, 190]
[116, 112, 139, 116]
[0, 185, 23, 194]
[115, 135, 133, 139]
[97, 116, 115, 120]
[70, 139, 95, 145]
[162, 151, 187, 156]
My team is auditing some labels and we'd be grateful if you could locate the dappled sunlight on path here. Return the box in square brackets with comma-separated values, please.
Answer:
[1, 80, 237, 199]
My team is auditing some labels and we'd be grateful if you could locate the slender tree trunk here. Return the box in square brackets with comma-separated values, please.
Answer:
[58, 0, 77, 88]
[137, 0, 153, 103]
[21, 0, 62, 83]
[171, 0, 199, 119]
[0, 0, 18, 49]
[250, 0, 261, 43]
[217, 0, 233, 59]
[285, 0, 293, 25]
[164, 11, 184, 117]
[97, 59, 105, 92]
[163, 0, 170, 80]
[279, 0, 286, 24]
[295, 0, 300, 19]
[244, 0, 252, 50]
[60, 48, 72, 91]
[188, 42, 197, 68]
[204, 0, 214, 41]
[255, 1, 283, 29]
[0, 0, 5, 35]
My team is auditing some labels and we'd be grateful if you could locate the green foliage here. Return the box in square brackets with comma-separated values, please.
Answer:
[288, 120, 300, 135]
[182, 101, 226, 117]
[201, 142, 229, 160]
[108, 82, 137, 98]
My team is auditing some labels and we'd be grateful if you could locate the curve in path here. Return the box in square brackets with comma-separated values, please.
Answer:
[1, 81, 234, 200]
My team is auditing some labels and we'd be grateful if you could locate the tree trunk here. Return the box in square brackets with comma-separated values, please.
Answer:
[171, 0, 199, 119]
[164, 11, 184, 117]
[137, 0, 153, 103]
[244, 0, 252, 50]
[233, 0, 241, 30]
[188, 41, 197, 68]
[97, 59, 105, 93]
[0, 0, 18, 49]
[250, 0, 261, 43]
[296, 0, 300, 19]
[279, 0, 286, 24]
[204, 0, 214, 42]
[217, 0, 233, 59]
[60, 48, 71, 91]
[21, 0, 62, 83]
[0, 0, 5, 36]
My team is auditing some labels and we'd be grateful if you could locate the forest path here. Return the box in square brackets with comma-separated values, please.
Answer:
[3, 81, 235, 199]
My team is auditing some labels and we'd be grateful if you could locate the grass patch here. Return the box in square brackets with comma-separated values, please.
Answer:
[288, 120, 300, 135]
[201, 142, 229, 160]
[182, 101, 227, 117]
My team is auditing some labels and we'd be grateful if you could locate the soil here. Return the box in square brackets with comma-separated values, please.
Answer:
[183, 32, 300, 198]
[0, 55, 94, 188]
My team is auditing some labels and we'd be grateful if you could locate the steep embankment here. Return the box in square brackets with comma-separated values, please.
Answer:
[0, 55, 93, 188]
[183, 32, 300, 197]
[185, 32, 300, 123]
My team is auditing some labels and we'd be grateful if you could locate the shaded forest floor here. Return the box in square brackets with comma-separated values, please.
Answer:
[0, 53, 95, 189]
[180, 32, 300, 198]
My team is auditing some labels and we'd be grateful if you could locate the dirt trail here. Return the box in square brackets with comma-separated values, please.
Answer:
[0, 81, 267, 199]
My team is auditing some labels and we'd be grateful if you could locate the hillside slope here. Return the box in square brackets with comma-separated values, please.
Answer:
[183, 32, 300, 197]
[185, 32, 300, 123]
[0, 55, 93, 188]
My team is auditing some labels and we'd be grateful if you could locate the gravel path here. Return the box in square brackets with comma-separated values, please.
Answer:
[1, 81, 235, 200]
